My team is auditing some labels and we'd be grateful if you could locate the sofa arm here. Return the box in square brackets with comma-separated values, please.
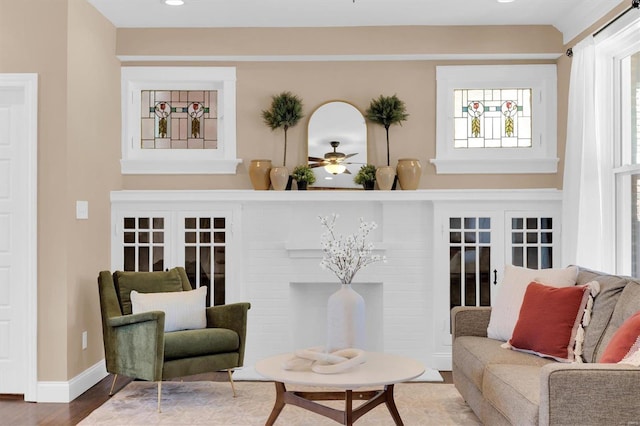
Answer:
[451, 306, 491, 342]
[540, 363, 640, 426]
[206, 302, 251, 365]
[105, 311, 165, 382]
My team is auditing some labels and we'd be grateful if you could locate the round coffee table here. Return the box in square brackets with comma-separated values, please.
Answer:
[255, 352, 425, 425]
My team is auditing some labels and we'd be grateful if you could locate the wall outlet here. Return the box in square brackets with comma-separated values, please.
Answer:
[82, 331, 88, 350]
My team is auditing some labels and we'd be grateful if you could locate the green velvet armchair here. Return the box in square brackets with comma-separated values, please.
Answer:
[97, 267, 250, 412]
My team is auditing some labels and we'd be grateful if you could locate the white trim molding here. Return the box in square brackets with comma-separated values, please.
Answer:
[121, 66, 242, 175]
[37, 360, 108, 403]
[117, 53, 563, 63]
[0, 73, 38, 402]
[432, 64, 558, 175]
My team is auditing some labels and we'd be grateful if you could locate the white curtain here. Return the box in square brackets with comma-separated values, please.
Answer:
[562, 36, 606, 269]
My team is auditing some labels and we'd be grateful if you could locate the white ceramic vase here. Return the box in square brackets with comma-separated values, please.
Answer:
[326, 283, 366, 352]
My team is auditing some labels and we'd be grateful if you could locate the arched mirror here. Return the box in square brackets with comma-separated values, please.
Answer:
[308, 101, 367, 189]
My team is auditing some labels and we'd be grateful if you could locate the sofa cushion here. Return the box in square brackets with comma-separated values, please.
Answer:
[596, 280, 640, 362]
[131, 286, 207, 332]
[508, 282, 593, 362]
[483, 364, 540, 426]
[487, 265, 578, 342]
[453, 336, 554, 390]
[576, 267, 630, 362]
[164, 328, 239, 361]
[115, 268, 185, 315]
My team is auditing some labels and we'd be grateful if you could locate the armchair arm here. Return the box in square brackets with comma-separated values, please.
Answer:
[108, 311, 164, 327]
[104, 311, 166, 382]
[206, 302, 251, 365]
[451, 306, 491, 342]
[539, 363, 640, 426]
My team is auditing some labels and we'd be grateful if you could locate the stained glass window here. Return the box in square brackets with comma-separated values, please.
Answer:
[140, 90, 218, 149]
[453, 88, 532, 149]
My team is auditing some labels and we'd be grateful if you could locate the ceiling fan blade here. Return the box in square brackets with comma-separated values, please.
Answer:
[344, 153, 358, 159]
[308, 156, 326, 162]
[343, 169, 352, 174]
[309, 163, 325, 168]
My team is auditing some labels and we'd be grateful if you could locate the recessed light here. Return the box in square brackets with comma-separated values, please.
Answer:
[164, 0, 184, 5]
[497, 0, 515, 3]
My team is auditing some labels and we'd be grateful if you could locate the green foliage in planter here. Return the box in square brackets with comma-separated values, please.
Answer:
[354, 164, 377, 185]
[291, 164, 316, 184]
[261, 91, 304, 167]
[365, 94, 409, 166]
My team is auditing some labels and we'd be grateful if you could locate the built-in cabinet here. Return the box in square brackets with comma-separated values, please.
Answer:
[111, 201, 241, 307]
[431, 200, 561, 362]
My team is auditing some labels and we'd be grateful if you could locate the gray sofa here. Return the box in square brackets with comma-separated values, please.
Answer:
[451, 267, 640, 425]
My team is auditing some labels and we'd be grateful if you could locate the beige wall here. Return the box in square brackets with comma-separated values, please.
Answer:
[0, 0, 120, 381]
[66, 0, 121, 379]
[118, 26, 565, 190]
[0, 0, 627, 384]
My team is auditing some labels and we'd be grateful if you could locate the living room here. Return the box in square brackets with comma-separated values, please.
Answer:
[1, 0, 639, 424]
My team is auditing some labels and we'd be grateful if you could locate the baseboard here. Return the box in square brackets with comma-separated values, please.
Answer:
[431, 352, 452, 371]
[37, 359, 108, 403]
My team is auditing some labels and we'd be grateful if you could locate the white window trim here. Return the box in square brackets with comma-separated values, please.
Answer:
[597, 12, 640, 275]
[121, 66, 242, 175]
[432, 64, 558, 174]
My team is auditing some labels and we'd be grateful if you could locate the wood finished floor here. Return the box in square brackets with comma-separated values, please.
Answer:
[0, 371, 454, 425]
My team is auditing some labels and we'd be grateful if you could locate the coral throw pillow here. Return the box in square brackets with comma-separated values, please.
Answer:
[600, 311, 640, 364]
[487, 265, 578, 342]
[508, 281, 592, 362]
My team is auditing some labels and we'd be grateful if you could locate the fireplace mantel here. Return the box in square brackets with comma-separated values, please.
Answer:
[111, 188, 562, 203]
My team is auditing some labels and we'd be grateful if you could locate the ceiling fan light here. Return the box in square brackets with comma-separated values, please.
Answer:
[325, 164, 347, 175]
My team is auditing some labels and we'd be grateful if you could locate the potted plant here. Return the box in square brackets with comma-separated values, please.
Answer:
[365, 94, 409, 190]
[261, 92, 304, 190]
[354, 164, 376, 190]
[291, 164, 316, 190]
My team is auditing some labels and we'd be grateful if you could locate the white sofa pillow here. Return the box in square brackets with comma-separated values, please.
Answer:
[486, 265, 578, 342]
[130, 286, 207, 332]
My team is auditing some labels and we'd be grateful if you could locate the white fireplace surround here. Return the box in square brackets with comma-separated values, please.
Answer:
[110, 189, 563, 376]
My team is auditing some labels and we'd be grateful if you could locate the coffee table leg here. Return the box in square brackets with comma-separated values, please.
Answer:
[265, 382, 286, 426]
[345, 390, 353, 425]
[384, 384, 403, 426]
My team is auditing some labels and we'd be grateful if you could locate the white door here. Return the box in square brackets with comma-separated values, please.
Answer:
[0, 75, 37, 398]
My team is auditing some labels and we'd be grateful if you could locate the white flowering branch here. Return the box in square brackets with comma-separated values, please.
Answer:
[319, 214, 386, 284]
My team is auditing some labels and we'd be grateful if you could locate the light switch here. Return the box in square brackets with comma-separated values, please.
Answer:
[76, 200, 89, 220]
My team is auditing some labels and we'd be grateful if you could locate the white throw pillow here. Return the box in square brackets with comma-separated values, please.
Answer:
[486, 265, 578, 342]
[130, 286, 207, 332]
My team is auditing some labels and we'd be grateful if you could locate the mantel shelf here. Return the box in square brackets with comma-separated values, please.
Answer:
[111, 188, 562, 203]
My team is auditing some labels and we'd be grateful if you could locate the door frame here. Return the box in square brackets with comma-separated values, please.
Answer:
[0, 74, 38, 401]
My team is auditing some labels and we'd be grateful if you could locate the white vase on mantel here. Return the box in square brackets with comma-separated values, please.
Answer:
[326, 283, 366, 352]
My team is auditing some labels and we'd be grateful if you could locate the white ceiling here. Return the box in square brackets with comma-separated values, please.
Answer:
[87, 0, 623, 44]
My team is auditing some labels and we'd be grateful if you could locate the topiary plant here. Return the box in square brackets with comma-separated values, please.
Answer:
[354, 164, 377, 185]
[261, 91, 304, 167]
[291, 164, 316, 184]
[365, 94, 409, 166]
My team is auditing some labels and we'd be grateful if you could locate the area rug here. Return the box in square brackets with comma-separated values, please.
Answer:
[79, 381, 480, 425]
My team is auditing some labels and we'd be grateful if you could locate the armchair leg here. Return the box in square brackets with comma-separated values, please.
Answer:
[227, 369, 237, 397]
[109, 374, 118, 396]
[157, 381, 162, 413]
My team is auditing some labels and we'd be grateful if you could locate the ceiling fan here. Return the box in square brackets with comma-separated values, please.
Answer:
[308, 141, 359, 175]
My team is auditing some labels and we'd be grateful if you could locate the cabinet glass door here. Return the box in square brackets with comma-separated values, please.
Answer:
[181, 214, 228, 306]
[448, 216, 494, 309]
[506, 213, 558, 269]
[122, 216, 166, 272]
